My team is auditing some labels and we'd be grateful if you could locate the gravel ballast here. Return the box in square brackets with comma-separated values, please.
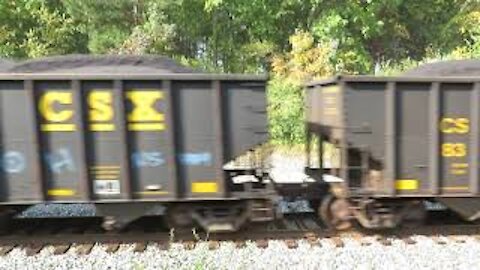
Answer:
[0, 237, 479, 270]
[11, 152, 466, 269]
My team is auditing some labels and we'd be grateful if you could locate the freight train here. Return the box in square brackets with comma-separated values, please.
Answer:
[0, 55, 478, 232]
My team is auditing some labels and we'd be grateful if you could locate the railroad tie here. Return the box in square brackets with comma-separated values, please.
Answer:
[255, 239, 269, 249]
[304, 232, 316, 239]
[24, 244, 44, 256]
[305, 233, 321, 247]
[432, 236, 447, 245]
[331, 237, 344, 248]
[359, 238, 372, 246]
[0, 245, 15, 256]
[350, 233, 369, 246]
[402, 237, 417, 245]
[105, 243, 120, 253]
[133, 242, 147, 253]
[183, 241, 196, 250]
[474, 235, 480, 242]
[157, 242, 170, 251]
[307, 237, 321, 247]
[75, 243, 95, 255]
[208, 241, 220, 250]
[284, 239, 298, 249]
[235, 240, 246, 249]
[378, 237, 392, 246]
[52, 244, 71, 255]
[449, 236, 466, 244]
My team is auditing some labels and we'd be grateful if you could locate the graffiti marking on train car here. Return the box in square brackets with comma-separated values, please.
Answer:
[1, 151, 25, 174]
[44, 148, 76, 174]
[178, 152, 212, 166]
[131, 151, 165, 168]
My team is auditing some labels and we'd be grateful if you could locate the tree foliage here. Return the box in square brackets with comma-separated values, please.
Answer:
[0, 0, 478, 73]
[0, 0, 86, 58]
[0, 0, 479, 144]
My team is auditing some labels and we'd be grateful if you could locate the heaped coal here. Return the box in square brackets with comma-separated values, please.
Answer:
[9, 54, 203, 74]
[402, 59, 480, 76]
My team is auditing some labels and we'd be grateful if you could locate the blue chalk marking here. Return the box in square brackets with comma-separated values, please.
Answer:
[44, 148, 76, 174]
[2, 151, 25, 174]
[131, 151, 165, 168]
[178, 152, 212, 166]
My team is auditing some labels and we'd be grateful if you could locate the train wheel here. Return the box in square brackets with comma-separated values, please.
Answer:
[319, 194, 352, 230]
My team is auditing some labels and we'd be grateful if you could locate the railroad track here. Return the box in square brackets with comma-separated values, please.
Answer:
[1, 212, 480, 256]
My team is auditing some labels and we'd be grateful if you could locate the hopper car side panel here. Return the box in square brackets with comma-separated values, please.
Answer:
[0, 76, 268, 204]
[307, 77, 480, 197]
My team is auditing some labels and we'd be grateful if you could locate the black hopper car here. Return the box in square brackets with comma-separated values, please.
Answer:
[0, 55, 479, 232]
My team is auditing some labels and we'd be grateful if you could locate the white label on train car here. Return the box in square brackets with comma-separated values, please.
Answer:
[94, 180, 120, 195]
[322, 174, 344, 183]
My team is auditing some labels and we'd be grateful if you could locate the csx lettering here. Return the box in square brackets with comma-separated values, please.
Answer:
[89, 91, 115, 131]
[127, 91, 164, 122]
[441, 143, 467, 157]
[39, 92, 73, 122]
[440, 118, 469, 134]
[39, 89, 164, 132]
[39, 91, 75, 131]
[127, 91, 165, 131]
[89, 91, 113, 122]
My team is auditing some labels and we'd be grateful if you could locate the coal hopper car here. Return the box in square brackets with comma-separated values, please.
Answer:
[305, 64, 480, 229]
[0, 55, 275, 232]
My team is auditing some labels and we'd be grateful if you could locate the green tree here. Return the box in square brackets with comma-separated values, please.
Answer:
[310, 0, 480, 73]
[62, 0, 141, 53]
[0, 0, 86, 58]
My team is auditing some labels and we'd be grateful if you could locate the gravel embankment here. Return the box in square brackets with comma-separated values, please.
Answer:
[0, 237, 479, 270]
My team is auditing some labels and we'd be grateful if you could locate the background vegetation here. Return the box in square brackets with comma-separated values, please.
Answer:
[1, 0, 479, 144]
